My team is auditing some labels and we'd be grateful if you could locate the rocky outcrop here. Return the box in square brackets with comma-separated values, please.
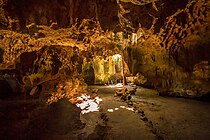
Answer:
[0, 20, 121, 101]
[124, 0, 210, 98]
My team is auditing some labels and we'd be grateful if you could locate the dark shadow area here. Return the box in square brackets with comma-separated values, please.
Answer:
[198, 92, 210, 102]
[0, 79, 14, 99]
[0, 48, 4, 63]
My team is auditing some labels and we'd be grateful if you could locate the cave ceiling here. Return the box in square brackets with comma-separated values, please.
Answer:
[0, 0, 193, 32]
[0, 0, 210, 98]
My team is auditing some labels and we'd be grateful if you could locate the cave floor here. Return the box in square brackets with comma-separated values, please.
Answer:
[92, 86, 210, 140]
[1, 86, 210, 140]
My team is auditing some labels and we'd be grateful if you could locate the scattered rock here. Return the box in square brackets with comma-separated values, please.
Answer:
[142, 117, 148, 122]
[128, 100, 133, 106]
[115, 87, 134, 101]
[100, 113, 109, 122]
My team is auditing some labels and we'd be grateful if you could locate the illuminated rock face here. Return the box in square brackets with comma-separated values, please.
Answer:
[123, 0, 210, 97]
[83, 54, 124, 85]
[0, 0, 210, 98]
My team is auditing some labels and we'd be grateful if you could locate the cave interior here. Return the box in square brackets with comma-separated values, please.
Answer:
[0, 0, 210, 139]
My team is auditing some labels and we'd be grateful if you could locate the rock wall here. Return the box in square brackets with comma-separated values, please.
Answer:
[1, 0, 210, 98]
[124, 0, 210, 97]
[0, 29, 85, 97]
[83, 54, 126, 85]
[0, 19, 120, 99]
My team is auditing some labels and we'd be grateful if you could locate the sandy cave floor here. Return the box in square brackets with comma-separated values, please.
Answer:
[0, 86, 210, 140]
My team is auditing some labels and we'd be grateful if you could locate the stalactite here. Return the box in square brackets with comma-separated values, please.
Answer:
[159, 0, 207, 54]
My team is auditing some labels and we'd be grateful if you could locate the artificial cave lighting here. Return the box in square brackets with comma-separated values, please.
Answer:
[76, 94, 103, 114]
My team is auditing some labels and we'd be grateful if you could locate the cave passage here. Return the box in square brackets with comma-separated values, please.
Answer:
[0, 0, 210, 139]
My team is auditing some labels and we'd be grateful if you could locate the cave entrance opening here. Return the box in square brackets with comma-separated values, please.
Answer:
[83, 54, 125, 85]
[110, 54, 124, 85]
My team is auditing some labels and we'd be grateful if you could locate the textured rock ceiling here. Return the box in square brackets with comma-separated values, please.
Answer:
[1, 0, 190, 32]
